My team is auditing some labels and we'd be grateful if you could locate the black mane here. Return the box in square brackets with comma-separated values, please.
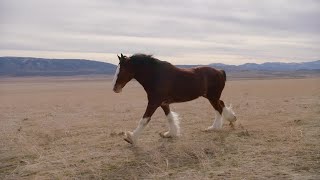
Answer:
[129, 54, 170, 66]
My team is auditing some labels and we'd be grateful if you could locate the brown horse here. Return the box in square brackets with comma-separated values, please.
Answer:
[113, 54, 236, 144]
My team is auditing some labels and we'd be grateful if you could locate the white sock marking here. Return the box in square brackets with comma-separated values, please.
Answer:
[131, 117, 149, 143]
[222, 104, 236, 122]
[165, 111, 180, 136]
[112, 64, 120, 89]
[210, 110, 223, 129]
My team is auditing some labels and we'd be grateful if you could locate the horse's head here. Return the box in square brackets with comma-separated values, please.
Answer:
[112, 53, 135, 93]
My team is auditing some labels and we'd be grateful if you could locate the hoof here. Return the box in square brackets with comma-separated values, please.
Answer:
[203, 127, 214, 132]
[124, 131, 135, 144]
[229, 122, 235, 129]
[203, 126, 221, 132]
[159, 132, 173, 138]
[229, 116, 237, 122]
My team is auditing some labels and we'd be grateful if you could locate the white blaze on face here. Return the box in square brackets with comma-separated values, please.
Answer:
[112, 64, 120, 90]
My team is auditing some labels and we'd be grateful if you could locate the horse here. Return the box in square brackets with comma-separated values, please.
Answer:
[112, 53, 236, 145]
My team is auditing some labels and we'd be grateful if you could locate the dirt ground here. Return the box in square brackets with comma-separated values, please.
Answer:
[0, 76, 319, 179]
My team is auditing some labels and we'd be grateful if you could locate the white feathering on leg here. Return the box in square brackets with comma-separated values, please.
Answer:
[165, 111, 180, 137]
[222, 104, 236, 122]
[126, 117, 149, 144]
[133, 118, 148, 137]
[212, 110, 223, 129]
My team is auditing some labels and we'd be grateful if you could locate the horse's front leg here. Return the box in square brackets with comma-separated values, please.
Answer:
[124, 102, 159, 145]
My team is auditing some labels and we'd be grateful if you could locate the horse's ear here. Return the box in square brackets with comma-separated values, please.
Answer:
[117, 54, 121, 61]
[121, 53, 124, 58]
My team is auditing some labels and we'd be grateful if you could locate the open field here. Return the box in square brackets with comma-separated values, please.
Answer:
[1, 77, 319, 179]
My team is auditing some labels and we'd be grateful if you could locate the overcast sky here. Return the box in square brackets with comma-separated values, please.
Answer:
[1, 0, 319, 65]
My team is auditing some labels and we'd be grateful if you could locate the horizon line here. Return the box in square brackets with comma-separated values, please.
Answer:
[1, 56, 319, 66]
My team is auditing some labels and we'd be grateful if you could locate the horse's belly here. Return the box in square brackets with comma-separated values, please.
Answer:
[168, 90, 202, 104]
[173, 96, 199, 103]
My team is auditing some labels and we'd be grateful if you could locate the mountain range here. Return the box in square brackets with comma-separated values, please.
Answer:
[209, 61, 320, 71]
[0, 57, 116, 76]
[0, 57, 319, 77]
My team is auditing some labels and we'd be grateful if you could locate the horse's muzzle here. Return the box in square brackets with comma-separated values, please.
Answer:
[113, 85, 122, 93]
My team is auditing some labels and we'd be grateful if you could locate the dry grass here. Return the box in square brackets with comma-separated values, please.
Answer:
[0, 77, 319, 179]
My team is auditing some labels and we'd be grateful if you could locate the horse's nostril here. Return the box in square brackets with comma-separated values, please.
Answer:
[113, 86, 122, 93]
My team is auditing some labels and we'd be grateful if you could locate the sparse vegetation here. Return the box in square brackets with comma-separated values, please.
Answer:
[0, 77, 319, 179]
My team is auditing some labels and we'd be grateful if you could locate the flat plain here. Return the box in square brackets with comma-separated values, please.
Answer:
[0, 76, 319, 179]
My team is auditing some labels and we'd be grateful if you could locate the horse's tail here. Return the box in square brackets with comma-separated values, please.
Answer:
[221, 70, 226, 82]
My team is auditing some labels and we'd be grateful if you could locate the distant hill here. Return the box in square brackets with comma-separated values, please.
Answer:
[0, 57, 319, 77]
[209, 60, 320, 71]
[207, 60, 320, 79]
[0, 57, 117, 76]
[181, 60, 320, 79]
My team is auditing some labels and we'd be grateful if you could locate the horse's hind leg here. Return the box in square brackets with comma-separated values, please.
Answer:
[206, 99, 236, 130]
[159, 105, 180, 138]
[220, 100, 237, 127]
[206, 99, 224, 130]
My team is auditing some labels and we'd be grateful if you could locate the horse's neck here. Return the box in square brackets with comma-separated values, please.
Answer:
[133, 66, 156, 92]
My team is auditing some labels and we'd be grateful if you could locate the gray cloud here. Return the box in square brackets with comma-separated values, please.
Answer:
[0, 0, 319, 64]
